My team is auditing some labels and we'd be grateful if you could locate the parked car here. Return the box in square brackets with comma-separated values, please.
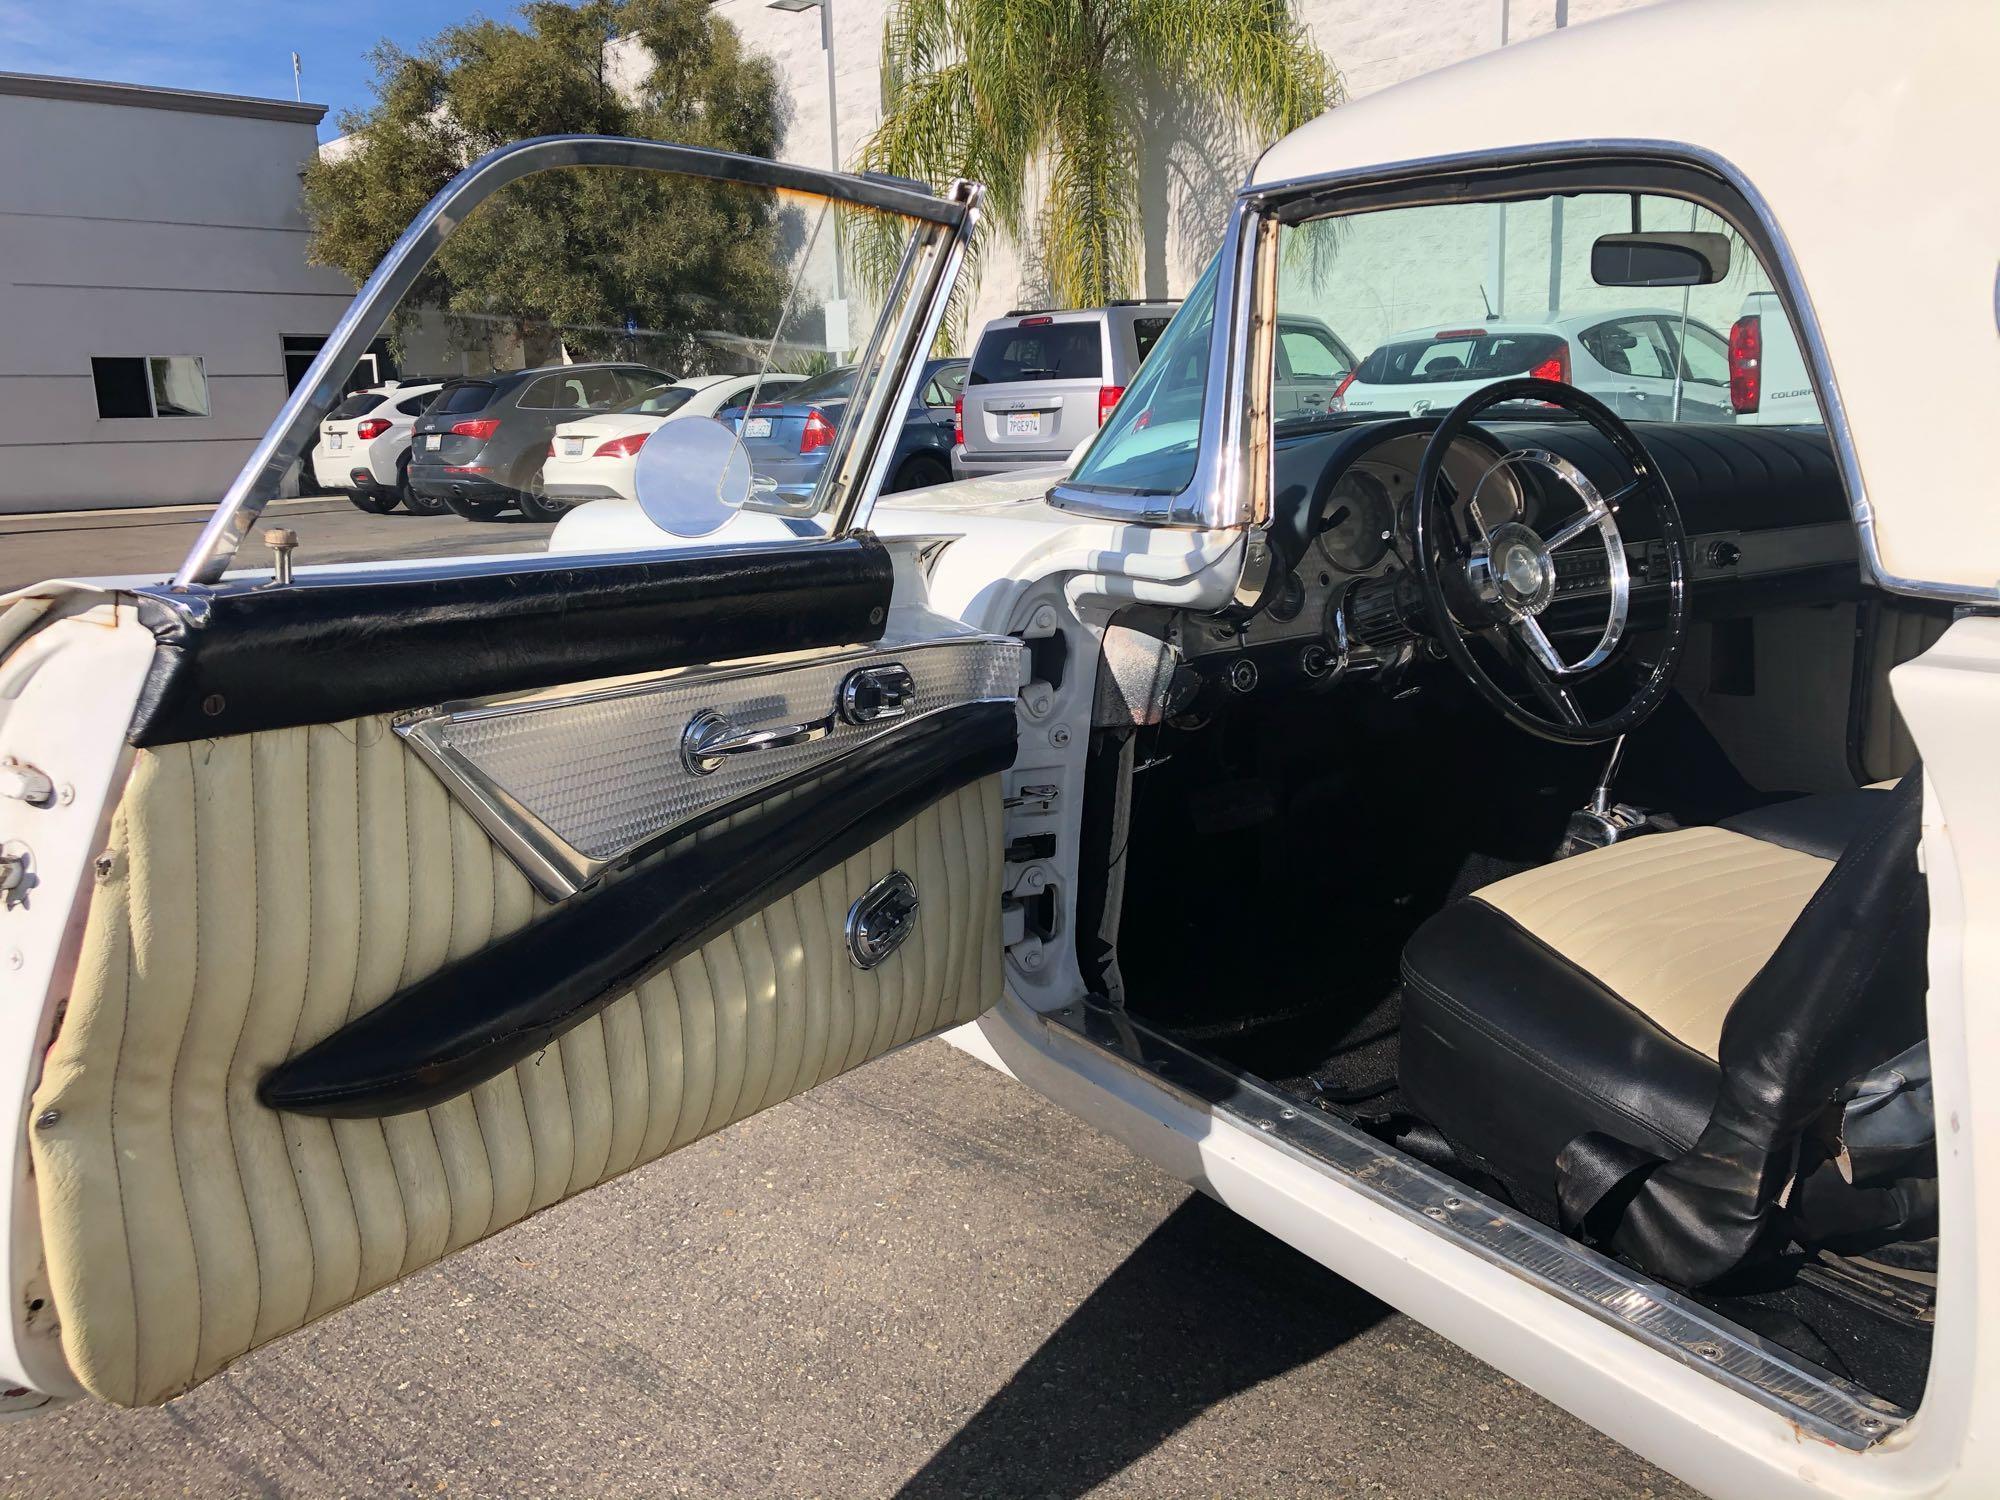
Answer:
[1335, 310, 1734, 423]
[408, 361, 674, 521]
[1727, 289, 1820, 424]
[309, 381, 446, 515]
[726, 358, 965, 504]
[541, 372, 807, 509]
[953, 301, 1181, 479]
[9, 8, 2000, 1499]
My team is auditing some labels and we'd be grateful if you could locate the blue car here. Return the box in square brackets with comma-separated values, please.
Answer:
[727, 358, 967, 505]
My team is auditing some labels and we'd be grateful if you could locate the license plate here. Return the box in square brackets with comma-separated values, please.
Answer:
[561, 437, 584, 457]
[424, 433, 442, 450]
[1005, 412, 1041, 437]
[743, 417, 773, 439]
[325, 433, 343, 450]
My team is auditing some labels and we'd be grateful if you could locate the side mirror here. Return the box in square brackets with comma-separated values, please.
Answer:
[1591, 231, 1732, 287]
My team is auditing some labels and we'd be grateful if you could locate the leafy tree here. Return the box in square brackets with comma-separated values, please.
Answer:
[303, 0, 793, 369]
[857, 0, 1338, 314]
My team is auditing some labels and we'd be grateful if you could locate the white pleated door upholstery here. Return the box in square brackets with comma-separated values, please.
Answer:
[29, 714, 1002, 1405]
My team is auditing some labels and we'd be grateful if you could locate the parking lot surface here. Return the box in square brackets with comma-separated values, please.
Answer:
[0, 1044, 1692, 1499]
[0, 501, 1692, 1497]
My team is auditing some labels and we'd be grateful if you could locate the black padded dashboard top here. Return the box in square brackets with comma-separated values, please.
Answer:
[1271, 415, 1847, 559]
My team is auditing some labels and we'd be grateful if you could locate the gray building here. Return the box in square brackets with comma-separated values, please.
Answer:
[0, 73, 353, 514]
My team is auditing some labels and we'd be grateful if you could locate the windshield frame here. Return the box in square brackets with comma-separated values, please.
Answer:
[174, 134, 976, 586]
[1051, 142, 1867, 549]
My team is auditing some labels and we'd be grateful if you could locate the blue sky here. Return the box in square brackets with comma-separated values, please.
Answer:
[1, 0, 495, 138]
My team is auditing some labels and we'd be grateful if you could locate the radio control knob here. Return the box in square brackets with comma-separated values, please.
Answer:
[1706, 540, 1742, 569]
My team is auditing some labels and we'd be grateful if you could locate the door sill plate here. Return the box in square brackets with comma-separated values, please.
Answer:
[1042, 996, 1908, 1452]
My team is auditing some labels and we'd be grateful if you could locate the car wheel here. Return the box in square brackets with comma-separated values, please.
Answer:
[514, 464, 571, 523]
[402, 482, 451, 517]
[441, 493, 508, 522]
[345, 488, 398, 516]
[887, 453, 951, 493]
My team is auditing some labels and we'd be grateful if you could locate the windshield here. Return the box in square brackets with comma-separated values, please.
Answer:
[786, 367, 859, 405]
[1068, 189, 1821, 505]
[615, 384, 698, 417]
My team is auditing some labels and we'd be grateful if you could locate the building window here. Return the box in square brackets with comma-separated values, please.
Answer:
[92, 356, 211, 419]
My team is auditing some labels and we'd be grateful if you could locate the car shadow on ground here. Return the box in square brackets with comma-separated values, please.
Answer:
[896, 1192, 1391, 1498]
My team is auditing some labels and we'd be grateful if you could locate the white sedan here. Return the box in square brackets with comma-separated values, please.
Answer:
[540, 372, 805, 507]
[308, 381, 444, 514]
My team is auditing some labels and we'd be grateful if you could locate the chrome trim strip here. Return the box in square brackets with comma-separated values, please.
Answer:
[1050, 136, 1994, 605]
[1043, 996, 1908, 1451]
[394, 632, 1022, 899]
[172, 135, 968, 588]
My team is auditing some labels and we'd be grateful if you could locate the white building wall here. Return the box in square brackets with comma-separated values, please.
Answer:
[0, 78, 353, 513]
[719, 0, 1661, 341]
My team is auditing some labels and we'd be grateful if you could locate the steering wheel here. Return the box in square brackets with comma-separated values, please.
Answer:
[1410, 377, 1690, 745]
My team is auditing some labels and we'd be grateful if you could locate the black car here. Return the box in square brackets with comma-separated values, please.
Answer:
[409, 362, 674, 521]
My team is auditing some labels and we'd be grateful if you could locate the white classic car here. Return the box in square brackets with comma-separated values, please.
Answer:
[0, 3, 1995, 1496]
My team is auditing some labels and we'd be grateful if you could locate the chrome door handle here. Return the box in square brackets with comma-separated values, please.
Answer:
[681, 707, 834, 774]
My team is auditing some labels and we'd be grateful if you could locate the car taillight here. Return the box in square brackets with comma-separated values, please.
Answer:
[1097, 385, 1125, 426]
[800, 410, 836, 454]
[1527, 344, 1572, 384]
[450, 418, 500, 440]
[953, 392, 963, 447]
[1332, 368, 1358, 402]
[593, 433, 648, 459]
[355, 418, 391, 440]
[1729, 315, 1762, 413]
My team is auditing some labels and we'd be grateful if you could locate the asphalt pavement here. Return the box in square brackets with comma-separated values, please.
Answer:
[0, 499, 1694, 1497]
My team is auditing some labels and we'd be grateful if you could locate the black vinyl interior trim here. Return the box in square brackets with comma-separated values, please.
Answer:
[127, 537, 894, 746]
[259, 698, 1015, 1118]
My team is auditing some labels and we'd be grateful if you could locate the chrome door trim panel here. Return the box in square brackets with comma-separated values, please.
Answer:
[1041, 995, 1908, 1451]
[395, 632, 1023, 899]
[173, 135, 974, 587]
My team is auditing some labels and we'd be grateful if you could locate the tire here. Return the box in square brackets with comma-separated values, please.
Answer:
[345, 488, 398, 516]
[402, 481, 451, 517]
[514, 464, 571, 523]
[887, 452, 951, 494]
[441, 493, 507, 522]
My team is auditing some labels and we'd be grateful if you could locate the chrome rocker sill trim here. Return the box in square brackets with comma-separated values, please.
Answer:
[1042, 995, 1909, 1452]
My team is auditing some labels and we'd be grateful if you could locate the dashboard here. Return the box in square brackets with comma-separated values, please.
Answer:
[1171, 417, 1860, 697]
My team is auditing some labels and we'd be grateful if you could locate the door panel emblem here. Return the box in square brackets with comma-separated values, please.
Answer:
[847, 871, 919, 969]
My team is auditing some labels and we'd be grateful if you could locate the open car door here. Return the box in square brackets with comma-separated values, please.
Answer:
[0, 140, 1015, 1406]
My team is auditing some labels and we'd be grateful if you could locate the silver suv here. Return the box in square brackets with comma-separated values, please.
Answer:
[952, 301, 1179, 479]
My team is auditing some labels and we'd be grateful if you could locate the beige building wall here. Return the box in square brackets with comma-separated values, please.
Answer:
[0, 75, 353, 513]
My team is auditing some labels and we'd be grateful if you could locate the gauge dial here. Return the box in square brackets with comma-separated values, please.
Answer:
[1316, 469, 1394, 573]
[1266, 570, 1306, 623]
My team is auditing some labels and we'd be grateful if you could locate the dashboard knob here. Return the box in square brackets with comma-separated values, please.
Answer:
[1706, 539, 1742, 569]
[1228, 658, 1260, 694]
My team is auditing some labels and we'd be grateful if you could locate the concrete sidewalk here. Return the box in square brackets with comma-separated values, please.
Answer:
[1, 495, 552, 593]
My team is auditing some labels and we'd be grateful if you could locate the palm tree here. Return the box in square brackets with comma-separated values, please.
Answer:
[856, 0, 1337, 315]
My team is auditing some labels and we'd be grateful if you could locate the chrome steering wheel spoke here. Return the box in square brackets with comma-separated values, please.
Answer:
[1411, 376, 1690, 745]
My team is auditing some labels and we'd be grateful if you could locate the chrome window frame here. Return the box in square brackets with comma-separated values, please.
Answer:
[172, 134, 979, 587]
[1048, 137, 1990, 607]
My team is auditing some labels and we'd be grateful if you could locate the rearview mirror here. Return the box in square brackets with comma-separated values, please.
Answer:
[1590, 231, 1732, 287]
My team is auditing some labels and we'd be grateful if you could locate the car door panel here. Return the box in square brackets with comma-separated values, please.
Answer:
[13, 547, 1018, 1407]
